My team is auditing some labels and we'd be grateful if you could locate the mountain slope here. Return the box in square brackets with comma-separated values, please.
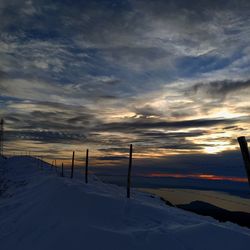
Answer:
[0, 157, 250, 250]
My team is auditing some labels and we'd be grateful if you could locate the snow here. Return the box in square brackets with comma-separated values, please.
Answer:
[0, 156, 250, 250]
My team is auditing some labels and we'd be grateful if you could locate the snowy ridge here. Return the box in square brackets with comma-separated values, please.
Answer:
[0, 157, 250, 250]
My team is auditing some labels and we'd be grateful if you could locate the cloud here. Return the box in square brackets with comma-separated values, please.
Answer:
[98, 117, 239, 132]
[97, 156, 128, 161]
[5, 130, 86, 144]
[190, 80, 250, 98]
[0, 0, 250, 174]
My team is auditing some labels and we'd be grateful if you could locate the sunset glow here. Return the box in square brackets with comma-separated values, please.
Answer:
[145, 173, 248, 183]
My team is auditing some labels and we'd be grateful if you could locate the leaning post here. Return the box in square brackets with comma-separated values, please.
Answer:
[237, 136, 250, 188]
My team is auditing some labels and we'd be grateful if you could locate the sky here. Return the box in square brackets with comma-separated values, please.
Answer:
[0, 0, 250, 181]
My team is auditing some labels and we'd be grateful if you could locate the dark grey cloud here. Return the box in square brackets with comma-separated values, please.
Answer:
[190, 80, 250, 98]
[133, 105, 162, 117]
[139, 131, 205, 138]
[0, 70, 8, 80]
[133, 0, 250, 14]
[98, 117, 239, 132]
[5, 130, 86, 144]
[97, 156, 128, 161]
[223, 126, 245, 131]
[95, 130, 207, 152]
[98, 147, 130, 153]
[2, 100, 100, 144]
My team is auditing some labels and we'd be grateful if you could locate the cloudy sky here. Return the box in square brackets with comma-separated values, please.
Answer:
[1, 0, 250, 180]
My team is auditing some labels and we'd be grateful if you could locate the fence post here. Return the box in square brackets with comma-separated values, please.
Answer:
[85, 149, 89, 183]
[55, 159, 57, 173]
[61, 162, 64, 177]
[127, 144, 133, 198]
[237, 136, 250, 188]
[71, 151, 75, 179]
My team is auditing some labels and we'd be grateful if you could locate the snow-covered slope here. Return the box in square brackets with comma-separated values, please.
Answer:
[0, 157, 250, 250]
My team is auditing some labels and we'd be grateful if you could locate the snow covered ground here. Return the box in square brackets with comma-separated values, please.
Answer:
[0, 156, 250, 250]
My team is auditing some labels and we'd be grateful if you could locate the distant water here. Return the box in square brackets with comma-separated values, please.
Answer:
[139, 188, 250, 213]
[96, 174, 250, 213]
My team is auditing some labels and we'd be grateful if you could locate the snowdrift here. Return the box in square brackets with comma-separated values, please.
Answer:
[0, 156, 250, 250]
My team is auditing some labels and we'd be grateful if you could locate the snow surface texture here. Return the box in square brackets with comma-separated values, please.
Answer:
[0, 156, 250, 250]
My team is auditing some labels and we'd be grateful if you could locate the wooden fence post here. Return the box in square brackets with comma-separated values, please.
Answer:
[85, 149, 89, 184]
[71, 151, 75, 179]
[61, 162, 64, 177]
[237, 136, 250, 188]
[127, 144, 133, 198]
[55, 159, 57, 173]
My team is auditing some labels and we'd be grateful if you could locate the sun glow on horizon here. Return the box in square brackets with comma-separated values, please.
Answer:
[145, 172, 248, 183]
